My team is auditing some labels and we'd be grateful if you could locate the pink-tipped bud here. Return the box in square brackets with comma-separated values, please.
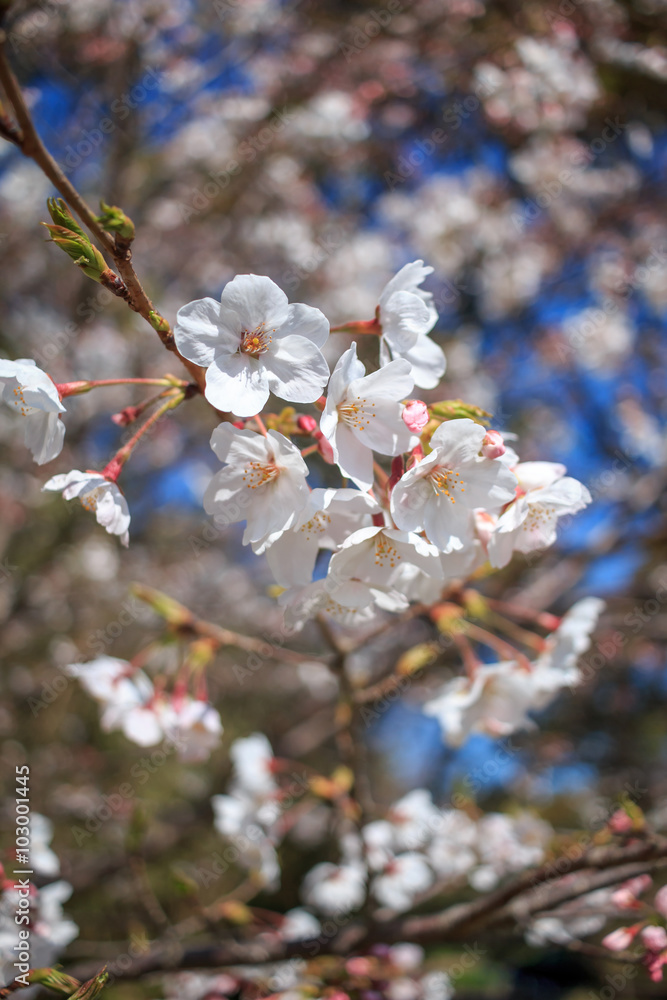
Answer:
[612, 875, 652, 909]
[314, 430, 335, 464]
[232, 420, 245, 429]
[402, 399, 429, 432]
[482, 429, 505, 459]
[642, 926, 667, 952]
[609, 808, 634, 834]
[297, 414, 318, 434]
[602, 925, 641, 952]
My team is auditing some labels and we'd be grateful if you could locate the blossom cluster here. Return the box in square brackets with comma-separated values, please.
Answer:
[211, 734, 553, 916]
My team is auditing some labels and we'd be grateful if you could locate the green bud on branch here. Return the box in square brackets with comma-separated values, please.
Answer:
[96, 200, 135, 240]
[46, 197, 87, 239]
[42, 223, 107, 282]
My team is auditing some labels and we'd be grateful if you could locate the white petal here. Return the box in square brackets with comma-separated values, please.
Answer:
[263, 337, 330, 403]
[174, 297, 230, 366]
[278, 303, 330, 347]
[205, 355, 269, 416]
[219, 274, 289, 332]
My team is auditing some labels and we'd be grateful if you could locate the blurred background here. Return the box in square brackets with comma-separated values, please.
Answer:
[1, 0, 667, 997]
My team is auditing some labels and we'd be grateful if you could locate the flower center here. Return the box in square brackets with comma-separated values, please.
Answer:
[338, 397, 375, 430]
[10, 385, 31, 416]
[374, 534, 400, 567]
[299, 511, 331, 539]
[241, 460, 280, 490]
[240, 324, 273, 357]
[80, 487, 105, 512]
[428, 466, 465, 503]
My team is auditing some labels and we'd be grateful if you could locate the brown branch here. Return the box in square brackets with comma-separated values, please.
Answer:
[0, 35, 207, 394]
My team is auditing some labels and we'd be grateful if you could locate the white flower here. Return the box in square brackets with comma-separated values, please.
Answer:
[158, 697, 223, 763]
[385, 790, 443, 850]
[391, 418, 517, 552]
[230, 733, 278, 800]
[254, 487, 380, 587]
[66, 656, 131, 702]
[279, 579, 380, 631]
[174, 274, 330, 416]
[204, 425, 310, 545]
[212, 791, 282, 888]
[67, 657, 162, 746]
[488, 461, 591, 568]
[377, 261, 446, 390]
[320, 343, 414, 490]
[372, 853, 433, 911]
[43, 471, 131, 546]
[428, 810, 478, 879]
[280, 908, 321, 942]
[327, 526, 443, 606]
[0, 357, 65, 464]
[302, 861, 367, 915]
[31, 814, 61, 878]
[544, 596, 605, 669]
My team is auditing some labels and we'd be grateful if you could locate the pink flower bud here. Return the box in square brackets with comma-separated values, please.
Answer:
[602, 925, 641, 951]
[655, 885, 667, 919]
[481, 429, 505, 459]
[612, 875, 653, 909]
[297, 414, 318, 434]
[232, 420, 245, 429]
[609, 808, 634, 833]
[642, 926, 667, 952]
[402, 400, 429, 432]
[314, 430, 335, 464]
[346, 958, 373, 976]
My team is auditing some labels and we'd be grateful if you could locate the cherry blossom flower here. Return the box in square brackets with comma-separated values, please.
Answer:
[470, 813, 552, 890]
[279, 579, 379, 631]
[230, 733, 278, 800]
[424, 600, 602, 746]
[377, 262, 446, 390]
[279, 908, 322, 942]
[254, 488, 380, 587]
[320, 343, 414, 490]
[30, 814, 61, 878]
[174, 274, 330, 416]
[204, 425, 310, 545]
[326, 526, 443, 606]
[391, 418, 517, 552]
[428, 810, 478, 879]
[43, 471, 131, 546]
[302, 861, 367, 915]
[158, 697, 223, 763]
[0, 357, 65, 464]
[67, 657, 162, 746]
[371, 852, 433, 911]
[488, 461, 592, 568]
[211, 734, 283, 888]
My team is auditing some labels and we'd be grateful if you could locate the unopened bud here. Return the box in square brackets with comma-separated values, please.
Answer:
[641, 925, 667, 951]
[97, 200, 135, 240]
[43, 224, 107, 282]
[297, 414, 318, 434]
[112, 406, 141, 427]
[46, 197, 87, 239]
[402, 399, 429, 432]
[27, 969, 82, 996]
[481, 429, 505, 459]
[602, 925, 641, 951]
[148, 311, 170, 334]
[68, 968, 109, 1000]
